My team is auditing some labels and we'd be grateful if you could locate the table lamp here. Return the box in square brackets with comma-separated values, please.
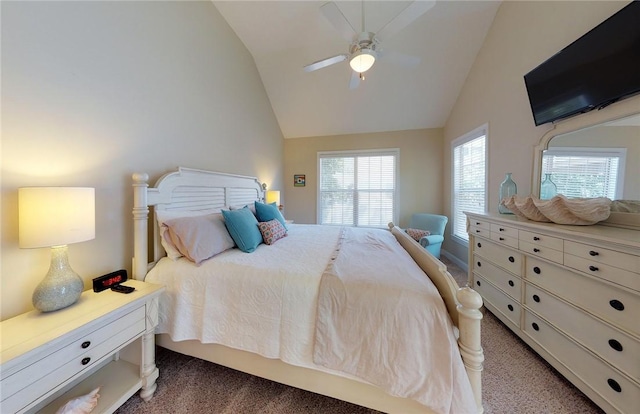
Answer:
[18, 187, 95, 312]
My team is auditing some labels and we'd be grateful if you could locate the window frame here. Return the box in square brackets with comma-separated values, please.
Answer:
[450, 124, 488, 246]
[317, 148, 400, 227]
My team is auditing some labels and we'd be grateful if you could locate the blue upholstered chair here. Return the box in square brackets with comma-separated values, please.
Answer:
[408, 213, 448, 258]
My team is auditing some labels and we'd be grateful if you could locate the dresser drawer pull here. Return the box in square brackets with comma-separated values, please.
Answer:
[531, 322, 539, 331]
[607, 379, 622, 393]
[533, 236, 540, 241]
[588, 265, 599, 272]
[499, 228, 505, 232]
[477, 261, 482, 267]
[508, 280, 514, 287]
[533, 248, 540, 253]
[81, 357, 91, 365]
[476, 280, 481, 287]
[608, 339, 623, 352]
[476, 222, 480, 225]
[477, 242, 482, 248]
[507, 304, 514, 312]
[81, 341, 91, 349]
[589, 250, 599, 256]
[476, 229, 480, 233]
[533, 266, 541, 274]
[508, 256, 515, 263]
[609, 300, 625, 311]
[533, 295, 540, 303]
[499, 237, 505, 241]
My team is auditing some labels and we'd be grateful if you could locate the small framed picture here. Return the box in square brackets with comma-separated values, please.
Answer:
[294, 174, 306, 187]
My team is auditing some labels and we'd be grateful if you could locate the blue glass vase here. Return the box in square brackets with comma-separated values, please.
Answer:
[540, 173, 557, 200]
[498, 173, 517, 214]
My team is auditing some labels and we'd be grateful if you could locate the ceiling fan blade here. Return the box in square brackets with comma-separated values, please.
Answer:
[303, 54, 349, 72]
[320, 2, 357, 42]
[375, 0, 436, 42]
[380, 51, 421, 68]
[349, 71, 360, 90]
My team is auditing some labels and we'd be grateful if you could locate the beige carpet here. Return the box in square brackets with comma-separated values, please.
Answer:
[116, 257, 603, 414]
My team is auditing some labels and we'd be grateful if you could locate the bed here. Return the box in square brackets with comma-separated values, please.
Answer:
[131, 167, 484, 414]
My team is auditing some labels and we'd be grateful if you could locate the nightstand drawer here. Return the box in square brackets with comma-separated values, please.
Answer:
[474, 274, 521, 327]
[473, 254, 520, 300]
[525, 283, 640, 381]
[1, 306, 145, 412]
[524, 311, 640, 414]
[525, 258, 639, 336]
[474, 239, 522, 276]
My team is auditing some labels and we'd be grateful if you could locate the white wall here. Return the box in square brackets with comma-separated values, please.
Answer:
[441, 0, 634, 263]
[1, 1, 284, 319]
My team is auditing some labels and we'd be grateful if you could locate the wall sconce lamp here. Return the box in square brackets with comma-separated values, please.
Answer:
[18, 187, 95, 312]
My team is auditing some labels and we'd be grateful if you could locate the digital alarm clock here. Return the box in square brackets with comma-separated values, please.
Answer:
[93, 269, 128, 292]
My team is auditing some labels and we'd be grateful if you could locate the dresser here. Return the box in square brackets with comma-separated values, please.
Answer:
[0, 280, 164, 414]
[466, 212, 639, 414]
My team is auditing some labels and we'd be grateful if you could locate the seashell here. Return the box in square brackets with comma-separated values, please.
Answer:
[55, 387, 100, 414]
[532, 195, 611, 225]
[501, 195, 551, 222]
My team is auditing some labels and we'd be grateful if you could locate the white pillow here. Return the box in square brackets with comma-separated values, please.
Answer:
[156, 209, 221, 260]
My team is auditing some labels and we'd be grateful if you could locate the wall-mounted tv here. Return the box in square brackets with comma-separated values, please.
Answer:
[524, 1, 640, 126]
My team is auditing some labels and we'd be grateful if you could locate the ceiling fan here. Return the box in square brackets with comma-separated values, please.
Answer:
[303, 1, 436, 89]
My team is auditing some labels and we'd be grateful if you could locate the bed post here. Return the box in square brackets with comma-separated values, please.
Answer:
[457, 287, 484, 413]
[132, 173, 149, 281]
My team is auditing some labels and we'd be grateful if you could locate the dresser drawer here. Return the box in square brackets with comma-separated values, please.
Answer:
[524, 311, 640, 414]
[473, 254, 520, 300]
[525, 283, 640, 381]
[1, 307, 145, 412]
[468, 217, 491, 231]
[473, 239, 522, 276]
[474, 274, 521, 327]
[490, 232, 519, 249]
[469, 225, 489, 238]
[490, 223, 518, 238]
[564, 254, 639, 292]
[519, 240, 563, 264]
[519, 230, 564, 251]
[525, 258, 640, 336]
[565, 240, 640, 274]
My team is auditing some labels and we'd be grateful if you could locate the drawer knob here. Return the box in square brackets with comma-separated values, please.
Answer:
[499, 237, 505, 241]
[533, 236, 540, 241]
[476, 222, 480, 225]
[533, 248, 540, 253]
[507, 304, 514, 312]
[477, 242, 482, 248]
[81, 357, 91, 365]
[609, 299, 625, 311]
[508, 280, 514, 287]
[532, 322, 540, 331]
[81, 341, 91, 349]
[533, 294, 540, 303]
[607, 379, 622, 393]
[533, 266, 541, 274]
[499, 228, 505, 232]
[589, 250, 599, 256]
[476, 280, 481, 287]
[608, 339, 623, 352]
[477, 261, 482, 267]
[476, 229, 480, 233]
[588, 265, 599, 272]
[508, 256, 515, 263]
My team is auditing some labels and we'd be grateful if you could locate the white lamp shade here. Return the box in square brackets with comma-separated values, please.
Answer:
[350, 50, 376, 73]
[266, 190, 281, 206]
[19, 187, 95, 248]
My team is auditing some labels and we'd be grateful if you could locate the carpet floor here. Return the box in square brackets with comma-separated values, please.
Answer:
[115, 256, 604, 414]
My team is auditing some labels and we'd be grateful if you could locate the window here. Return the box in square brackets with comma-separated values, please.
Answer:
[318, 149, 398, 227]
[452, 125, 487, 243]
[541, 147, 626, 199]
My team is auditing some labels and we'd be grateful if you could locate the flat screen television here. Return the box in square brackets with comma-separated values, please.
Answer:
[524, 1, 640, 126]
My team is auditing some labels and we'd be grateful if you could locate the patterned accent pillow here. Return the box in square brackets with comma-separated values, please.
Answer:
[258, 219, 288, 245]
[406, 228, 430, 242]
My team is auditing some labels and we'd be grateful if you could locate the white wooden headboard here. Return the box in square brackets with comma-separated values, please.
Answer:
[132, 167, 264, 280]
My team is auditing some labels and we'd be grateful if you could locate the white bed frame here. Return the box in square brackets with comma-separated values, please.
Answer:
[132, 167, 484, 414]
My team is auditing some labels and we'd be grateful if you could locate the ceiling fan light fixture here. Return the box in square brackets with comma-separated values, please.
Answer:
[350, 49, 376, 73]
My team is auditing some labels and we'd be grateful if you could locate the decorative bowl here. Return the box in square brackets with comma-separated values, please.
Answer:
[501, 195, 611, 225]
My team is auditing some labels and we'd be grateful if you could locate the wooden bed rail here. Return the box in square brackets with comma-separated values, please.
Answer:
[389, 223, 484, 413]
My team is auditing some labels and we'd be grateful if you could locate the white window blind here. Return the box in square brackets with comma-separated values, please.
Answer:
[318, 149, 398, 227]
[452, 127, 487, 243]
[542, 147, 626, 199]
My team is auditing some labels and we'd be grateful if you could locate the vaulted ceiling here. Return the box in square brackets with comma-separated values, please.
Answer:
[214, 1, 501, 138]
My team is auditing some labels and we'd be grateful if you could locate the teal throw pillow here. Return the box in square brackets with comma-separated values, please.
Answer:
[254, 201, 287, 229]
[221, 207, 262, 253]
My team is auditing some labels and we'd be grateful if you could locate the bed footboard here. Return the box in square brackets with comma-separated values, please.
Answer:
[389, 223, 484, 413]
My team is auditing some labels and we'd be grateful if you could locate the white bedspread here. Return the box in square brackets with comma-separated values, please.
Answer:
[145, 224, 475, 413]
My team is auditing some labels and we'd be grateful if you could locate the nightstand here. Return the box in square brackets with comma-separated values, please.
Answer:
[0, 279, 164, 413]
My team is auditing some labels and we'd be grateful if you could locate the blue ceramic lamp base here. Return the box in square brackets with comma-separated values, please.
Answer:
[32, 245, 84, 312]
